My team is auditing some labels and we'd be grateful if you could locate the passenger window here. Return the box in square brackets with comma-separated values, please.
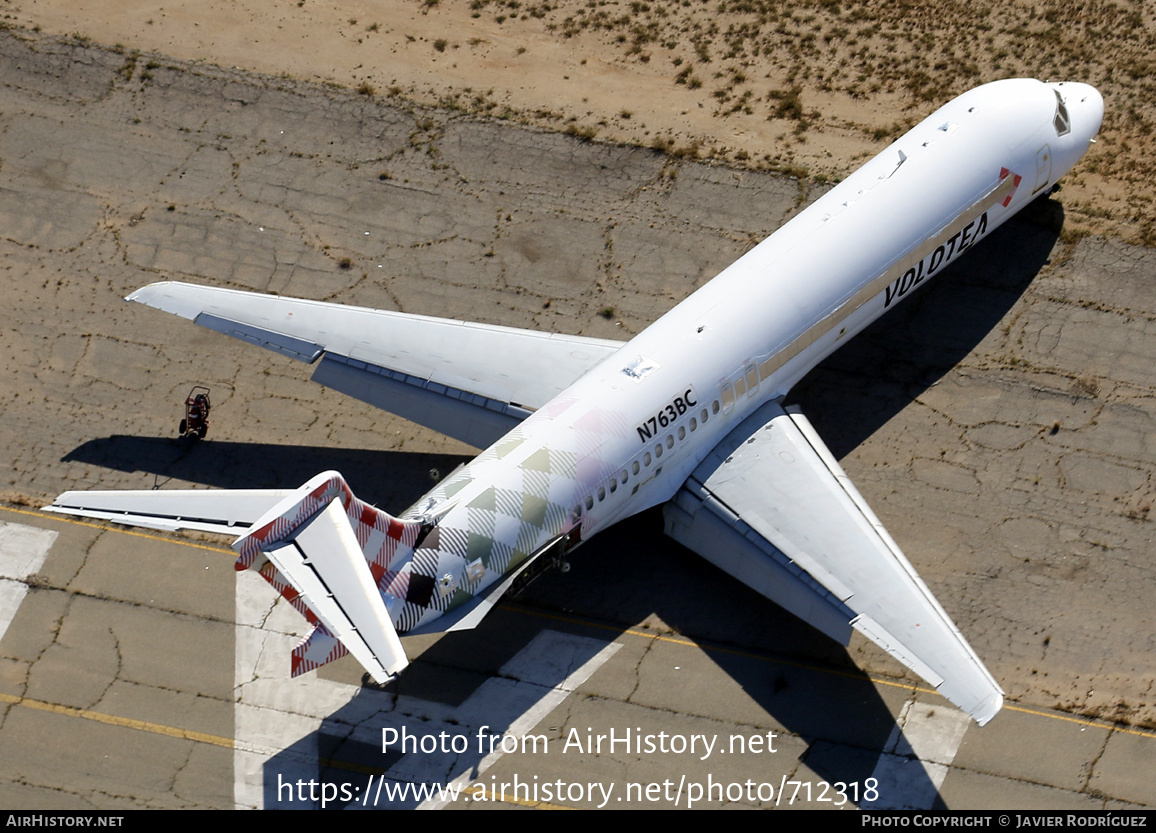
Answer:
[678, 426, 686, 441]
[632, 461, 641, 475]
[666, 435, 675, 449]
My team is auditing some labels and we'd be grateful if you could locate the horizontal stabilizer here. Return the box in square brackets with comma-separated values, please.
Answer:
[310, 353, 531, 449]
[47, 470, 423, 682]
[43, 488, 290, 534]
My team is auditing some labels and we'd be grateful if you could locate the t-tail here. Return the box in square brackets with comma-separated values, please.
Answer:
[232, 471, 423, 683]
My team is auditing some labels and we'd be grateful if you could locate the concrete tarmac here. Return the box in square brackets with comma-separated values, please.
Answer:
[0, 30, 1153, 809]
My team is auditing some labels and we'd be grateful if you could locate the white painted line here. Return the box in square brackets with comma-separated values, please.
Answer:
[234, 570, 620, 810]
[416, 631, 621, 810]
[0, 523, 59, 580]
[0, 522, 58, 642]
[861, 699, 972, 810]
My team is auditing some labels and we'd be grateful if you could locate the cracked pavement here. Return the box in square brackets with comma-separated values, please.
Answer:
[0, 29, 1153, 809]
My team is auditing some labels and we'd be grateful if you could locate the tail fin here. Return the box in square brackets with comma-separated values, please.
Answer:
[233, 471, 423, 683]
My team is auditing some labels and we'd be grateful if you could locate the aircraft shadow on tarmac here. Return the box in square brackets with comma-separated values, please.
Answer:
[261, 519, 947, 810]
[60, 437, 468, 515]
[63, 210, 1060, 809]
[789, 203, 1062, 458]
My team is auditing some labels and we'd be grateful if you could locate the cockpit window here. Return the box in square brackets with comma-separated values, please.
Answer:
[1053, 89, 1071, 137]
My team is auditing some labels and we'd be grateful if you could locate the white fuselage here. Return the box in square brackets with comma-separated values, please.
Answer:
[389, 79, 1103, 633]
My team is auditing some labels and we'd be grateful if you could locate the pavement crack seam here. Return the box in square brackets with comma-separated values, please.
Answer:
[624, 631, 657, 704]
[86, 625, 125, 713]
[1081, 723, 1114, 794]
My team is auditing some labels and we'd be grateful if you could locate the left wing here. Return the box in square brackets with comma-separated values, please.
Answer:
[663, 400, 1003, 725]
[128, 282, 625, 448]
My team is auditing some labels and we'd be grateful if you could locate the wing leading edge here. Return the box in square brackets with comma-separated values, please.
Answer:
[128, 282, 625, 448]
[663, 400, 1003, 725]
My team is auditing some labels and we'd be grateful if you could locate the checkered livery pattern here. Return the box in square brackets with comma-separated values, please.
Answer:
[290, 623, 346, 678]
[256, 560, 318, 624]
[232, 471, 422, 678]
[236, 392, 635, 673]
[390, 397, 632, 633]
[253, 562, 351, 677]
[233, 473, 349, 570]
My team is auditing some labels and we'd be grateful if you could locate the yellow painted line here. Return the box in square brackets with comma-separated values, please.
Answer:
[0, 692, 234, 748]
[466, 789, 572, 810]
[1002, 703, 1156, 739]
[0, 689, 576, 808]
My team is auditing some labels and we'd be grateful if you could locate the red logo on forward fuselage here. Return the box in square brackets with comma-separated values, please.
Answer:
[999, 167, 1023, 207]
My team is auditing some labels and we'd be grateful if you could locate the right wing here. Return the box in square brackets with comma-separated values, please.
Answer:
[128, 282, 625, 448]
[663, 400, 1003, 725]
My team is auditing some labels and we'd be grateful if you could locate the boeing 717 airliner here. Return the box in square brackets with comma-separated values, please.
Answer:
[47, 79, 1103, 725]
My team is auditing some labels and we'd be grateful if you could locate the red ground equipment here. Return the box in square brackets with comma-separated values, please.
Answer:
[179, 386, 211, 439]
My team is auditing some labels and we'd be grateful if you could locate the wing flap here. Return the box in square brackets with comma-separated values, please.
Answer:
[196, 312, 323, 362]
[310, 353, 530, 449]
[666, 399, 1003, 725]
[663, 486, 856, 645]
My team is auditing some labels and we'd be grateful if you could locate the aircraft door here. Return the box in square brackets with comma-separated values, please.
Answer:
[744, 363, 760, 398]
[1033, 145, 1052, 194]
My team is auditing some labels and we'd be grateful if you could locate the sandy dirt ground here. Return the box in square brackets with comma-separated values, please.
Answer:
[1, 0, 1152, 244]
